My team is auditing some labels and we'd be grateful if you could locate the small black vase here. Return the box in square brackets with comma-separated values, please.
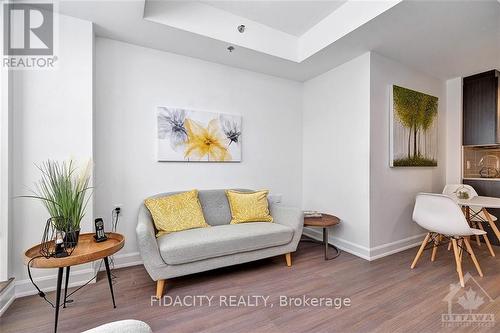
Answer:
[64, 228, 80, 248]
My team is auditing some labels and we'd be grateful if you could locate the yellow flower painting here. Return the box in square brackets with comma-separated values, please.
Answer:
[184, 119, 231, 161]
[157, 107, 242, 162]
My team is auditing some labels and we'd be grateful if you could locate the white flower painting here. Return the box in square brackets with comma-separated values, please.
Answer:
[157, 107, 242, 162]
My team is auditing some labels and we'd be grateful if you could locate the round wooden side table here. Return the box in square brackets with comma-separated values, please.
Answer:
[302, 214, 341, 260]
[24, 232, 125, 333]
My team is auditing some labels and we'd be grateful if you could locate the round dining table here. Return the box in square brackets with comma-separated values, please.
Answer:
[455, 195, 500, 242]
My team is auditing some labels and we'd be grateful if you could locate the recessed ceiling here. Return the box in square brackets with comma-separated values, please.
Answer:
[143, 0, 399, 62]
[200, 1, 347, 37]
[58, 0, 500, 82]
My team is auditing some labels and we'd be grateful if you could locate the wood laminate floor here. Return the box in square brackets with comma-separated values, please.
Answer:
[1, 241, 499, 333]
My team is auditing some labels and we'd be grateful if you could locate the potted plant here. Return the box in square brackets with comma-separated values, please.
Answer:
[23, 159, 92, 247]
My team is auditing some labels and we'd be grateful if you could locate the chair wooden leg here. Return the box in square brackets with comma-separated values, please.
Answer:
[458, 239, 464, 262]
[156, 279, 166, 298]
[411, 233, 431, 269]
[285, 253, 292, 267]
[431, 234, 441, 262]
[447, 241, 452, 251]
[464, 238, 484, 277]
[477, 223, 495, 257]
[482, 208, 500, 242]
[452, 239, 465, 287]
[472, 222, 481, 247]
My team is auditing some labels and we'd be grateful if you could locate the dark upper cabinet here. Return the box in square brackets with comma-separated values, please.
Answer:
[463, 70, 500, 146]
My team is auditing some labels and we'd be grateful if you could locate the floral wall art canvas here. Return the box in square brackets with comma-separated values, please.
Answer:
[390, 85, 438, 167]
[157, 107, 242, 162]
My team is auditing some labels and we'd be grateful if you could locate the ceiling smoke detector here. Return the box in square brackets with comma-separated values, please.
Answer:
[227, 46, 235, 53]
[237, 25, 245, 33]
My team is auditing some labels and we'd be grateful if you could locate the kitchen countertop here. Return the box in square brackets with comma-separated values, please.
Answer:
[463, 177, 500, 182]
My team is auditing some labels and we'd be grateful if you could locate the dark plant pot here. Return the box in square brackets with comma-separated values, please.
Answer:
[64, 228, 80, 248]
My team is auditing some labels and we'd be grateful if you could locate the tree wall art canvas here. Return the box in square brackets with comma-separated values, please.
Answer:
[157, 107, 242, 162]
[390, 85, 438, 167]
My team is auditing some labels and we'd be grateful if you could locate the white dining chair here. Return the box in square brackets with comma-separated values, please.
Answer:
[411, 193, 486, 287]
[443, 184, 496, 257]
[443, 184, 498, 222]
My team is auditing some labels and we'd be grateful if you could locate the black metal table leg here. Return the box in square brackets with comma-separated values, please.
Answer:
[54, 267, 64, 333]
[323, 228, 328, 260]
[300, 229, 341, 260]
[63, 266, 70, 308]
[323, 228, 341, 260]
[103, 257, 116, 308]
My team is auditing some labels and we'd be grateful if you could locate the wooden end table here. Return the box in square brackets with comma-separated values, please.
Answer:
[24, 232, 125, 333]
[302, 214, 341, 260]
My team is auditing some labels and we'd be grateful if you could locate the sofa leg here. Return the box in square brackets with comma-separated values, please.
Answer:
[285, 253, 292, 267]
[156, 279, 166, 298]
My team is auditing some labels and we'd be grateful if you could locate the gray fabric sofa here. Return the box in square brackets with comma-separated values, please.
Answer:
[136, 189, 304, 297]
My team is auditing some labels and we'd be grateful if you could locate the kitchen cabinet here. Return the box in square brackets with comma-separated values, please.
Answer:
[463, 70, 500, 146]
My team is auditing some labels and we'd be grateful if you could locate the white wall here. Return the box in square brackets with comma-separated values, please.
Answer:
[445, 77, 462, 184]
[11, 15, 94, 288]
[369, 52, 446, 255]
[302, 53, 372, 256]
[0, 63, 11, 283]
[302, 52, 448, 259]
[0, 2, 13, 285]
[94, 38, 303, 260]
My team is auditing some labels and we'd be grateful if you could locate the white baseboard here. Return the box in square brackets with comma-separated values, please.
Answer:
[303, 228, 371, 260]
[369, 233, 427, 260]
[96, 251, 143, 272]
[18, 252, 144, 297]
[110, 251, 143, 269]
[15, 267, 96, 299]
[0, 282, 15, 317]
[303, 228, 425, 261]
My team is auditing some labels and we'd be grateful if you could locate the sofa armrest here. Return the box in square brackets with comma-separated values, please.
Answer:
[270, 204, 304, 246]
[136, 205, 166, 280]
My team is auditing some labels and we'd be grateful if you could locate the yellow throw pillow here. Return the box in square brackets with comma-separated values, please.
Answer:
[144, 190, 209, 237]
[226, 190, 273, 224]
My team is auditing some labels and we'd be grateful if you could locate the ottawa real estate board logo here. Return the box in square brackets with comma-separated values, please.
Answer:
[442, 272, 495, 328]
[3, 2, 57, 69]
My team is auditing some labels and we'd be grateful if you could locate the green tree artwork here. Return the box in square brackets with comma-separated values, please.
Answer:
[391, 85, 438, 167]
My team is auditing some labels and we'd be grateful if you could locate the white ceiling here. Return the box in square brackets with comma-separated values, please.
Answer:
[142, 0, 397, 62]
[57, 0, 500, 82]
[200, 1, 347, 36]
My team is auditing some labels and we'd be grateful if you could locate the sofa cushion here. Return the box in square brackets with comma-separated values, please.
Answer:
[144, 190, 209, 237]
[198, 190, 233, 226]
[157, 222, 294, 265]
[226, 190, 273, 224]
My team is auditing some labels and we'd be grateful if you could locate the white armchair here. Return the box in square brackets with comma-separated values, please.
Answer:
[411, 193, 486, 287]
[82, 320, 152, 333]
